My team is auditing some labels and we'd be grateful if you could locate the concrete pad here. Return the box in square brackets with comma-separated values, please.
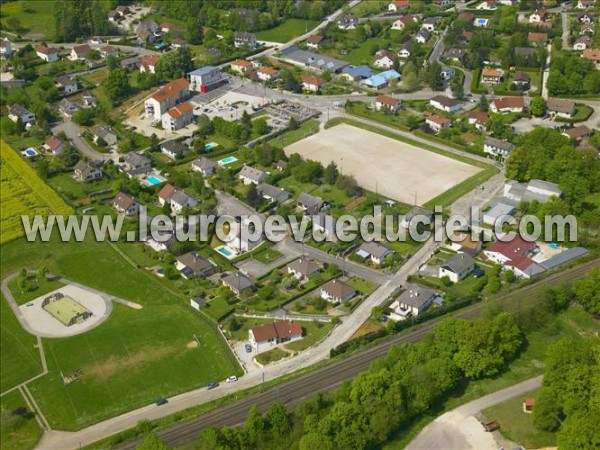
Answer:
[19, 284, 111, 338]
[284, 124, 481, 205]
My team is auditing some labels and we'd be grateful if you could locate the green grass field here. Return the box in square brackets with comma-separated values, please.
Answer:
[0, 0, 56, 38]
[255, 347, 289, 365]
[252, 248, 283, 264]
[482, 391, 557, 449]
[256, 19, 318, 42]
[1, 234, 241, 430]
[0, 293, 42, 392]
[8, 276, 65, 306]
[0, 389, 43, 450]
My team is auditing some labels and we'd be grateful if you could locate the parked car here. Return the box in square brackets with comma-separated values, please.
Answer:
[155, 397, 168, 406]
[226, 375, 237, 383]
[206, 381, 219, 390]
[245, 343, 252, 353]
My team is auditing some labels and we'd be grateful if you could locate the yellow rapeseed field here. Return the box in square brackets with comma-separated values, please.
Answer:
[0, 140, 73, 243]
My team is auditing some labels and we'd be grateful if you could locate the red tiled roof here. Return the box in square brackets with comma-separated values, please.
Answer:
[151, 78, 188, 103]
[141, 54, 159, 68]
[161, 22, 174, 28]
[485, 234, 536, 260]
[468, 111, 489, 124]
[306, 35, 325, 44]
[482, 68, 502, 78]
[425, 112, 452, 126]
[113, 192, 136, 210]
[583, 48, 600, 61]
[36, 45, 55, 55]
[250, 320, 302, 342]
[45, 136, 63, 150]
[528, 32, 548, 42]
[231, 59, 253, 68]
[166, 101, 193, 119]
[257, 67, 278, 75]
[376, 94, 400, 106]
[493, 96, 525, 109]
[301, 74, 326, 86]
[158, 184, 176, 201]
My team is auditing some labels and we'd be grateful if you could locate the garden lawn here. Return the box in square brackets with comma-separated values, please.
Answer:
[346, 277, 378, 295]
[0, 235, 240, 430]
[256, 19, 318, 42]
[252, 248, 283, 264]
[255, 347, 288, 365]
[343, 35, 390, 65]
[482, 391, 557, 449]
[285, 321, 336, 352]
[0, 389, 43, 450]
[272, 120, 320, 148]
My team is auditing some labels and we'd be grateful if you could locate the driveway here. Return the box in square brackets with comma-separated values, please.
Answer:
[52, 121, 113, 162]
[235, 240, 301, 279]
[406, 376, 543, 450]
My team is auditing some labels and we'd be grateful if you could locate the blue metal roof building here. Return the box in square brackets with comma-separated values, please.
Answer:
[361, 69, 401, 89]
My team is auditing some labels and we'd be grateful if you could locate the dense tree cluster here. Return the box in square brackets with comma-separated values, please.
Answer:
[506, 128, 600, 221]
[547, 52, 600, 96]
[54, 0, 113, 42]
[533, 336, 600, 449]
[186, 313, 522, 450]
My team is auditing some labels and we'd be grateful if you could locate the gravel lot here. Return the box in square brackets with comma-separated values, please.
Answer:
[284, 124, 481, 205]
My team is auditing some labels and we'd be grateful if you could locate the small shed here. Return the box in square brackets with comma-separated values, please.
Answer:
[523, 397, 535, 413]
[190, 297, 207, 310]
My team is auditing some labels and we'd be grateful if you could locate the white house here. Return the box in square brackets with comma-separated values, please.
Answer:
[374, 50, 396, 69]
[36, 45, 59, 62]
[490, 97, 525, 113]
[248, 320, 303, 352]
[425, 112, 452, 133]
[483, 137, 515, 158]
[161, 140, 188, 160]
[256, 67, 279, 82]
[70, 44, 92, 61]
[577, 0, 595, 9]
[55, 75, 79, 94]
[93, 126, 117, 146]
[483, 234, 544, 278]
[43, 136, 66, 155]
[286, 258, 320, 282]
[0, 39, 13, 59]
[239, 166, 268, 185]
[439, 253, 475, 283]
[429, 95, 462, 113]
[74, 160, 102, 182]
[374, 95, 402, 113]
[8, 104, 35, 125]
[187, 66, 225, 93]
[574, 36, 593, 51]
[112, 192, 139, 216]
[140, 54, 159, 74]
[320, 279, 356, 303]
[356, 242, 394, 265]
[389, 0, 410, 12]
[301, 74, 326, 92]
[144, 78, 189, 121]
[529, 8, 547, 24]
[546, 98, 576, 118]
[161, 101, 194, 131]
[191, 157, 218, 176]
[389, 284, 437, 321]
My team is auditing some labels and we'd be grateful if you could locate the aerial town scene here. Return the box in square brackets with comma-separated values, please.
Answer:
[0, 0, 598, 449]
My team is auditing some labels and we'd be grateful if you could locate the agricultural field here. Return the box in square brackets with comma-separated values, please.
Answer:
[0, 141, 73, 244]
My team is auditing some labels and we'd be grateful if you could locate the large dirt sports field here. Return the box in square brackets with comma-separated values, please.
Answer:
[285, 124, 481, 205]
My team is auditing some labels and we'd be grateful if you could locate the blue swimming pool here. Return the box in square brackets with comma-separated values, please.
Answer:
[24, 148, 38, 157]
[474, 18, 489, 26]
[204, 142, 218, 151]
[215, 245, 237, 259]
[549, 243, 560, 249]
[145, 176, 163, 186]
[217, 156, 238, 166]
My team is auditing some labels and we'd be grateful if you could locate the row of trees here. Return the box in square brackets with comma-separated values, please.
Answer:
[54, 0, 114, 42]
[173, 312, 523, 450]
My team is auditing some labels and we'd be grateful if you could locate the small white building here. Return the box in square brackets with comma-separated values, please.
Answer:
[389, 284, 436, 321]
[161, 101, 194, 131]
[36, 45, 59, 62]
[439, 253, 475, 283]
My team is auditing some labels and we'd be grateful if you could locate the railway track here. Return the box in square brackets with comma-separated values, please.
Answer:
[119, 259, 598, 449]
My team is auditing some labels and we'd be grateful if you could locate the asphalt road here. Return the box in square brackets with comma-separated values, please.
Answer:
[118, 259, 598, 449]
[52, 121, 113, 162]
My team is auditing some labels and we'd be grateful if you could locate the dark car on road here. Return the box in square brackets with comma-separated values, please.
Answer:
[155, 398, 168, 406]
[206, 381, 219, 390]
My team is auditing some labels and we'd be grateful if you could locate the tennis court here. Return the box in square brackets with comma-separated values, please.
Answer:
[43, 295, 91, 326]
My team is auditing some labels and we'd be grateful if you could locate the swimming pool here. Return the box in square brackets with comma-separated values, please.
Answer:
[145, 175, 164, 186]
[474, 18, 489, 27]
[204, 142, 218, 151]
[215, 245, 237, 259]
[23, 148, 38, 157]
[549, 243, 560, 249]
[217, 156, 238, 166]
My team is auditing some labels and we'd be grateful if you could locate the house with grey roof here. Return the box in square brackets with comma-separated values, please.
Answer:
[356, 242, 395, 265]
[320, 279, 357, 303]
[239, 166, 268, 185]
[503, 179, 563, 204]
[73, 160, 103, 182]
[280, 45, 349, 73]
[169, 190, 199, 214]
[191, 157, 218, 176]
[112, 192, 139, 216]
[221, 271, 255, 296]
[483, 202, 515, 225]
[93, 126, 117, 146]
[175, 251, 216, 279]
[161, 140, 188, 160]
[58, 98, 82, 118]
[257, 183, 290, 203]
[286, 258, 320, 282]
[312, 213, 336, 239]
[483, 137, 515, 158]
[401, 207, 434, 229]
[234, 31, 257, 49]
[55, 75, 79, 94]
[8, 104, 35, 124]
[297, 193, 326, 214]
[439, 253, 475, 283]
[123, 153, 152, 177]
[389, 284, 437, 320]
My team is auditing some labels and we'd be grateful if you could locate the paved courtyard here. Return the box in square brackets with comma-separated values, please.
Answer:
[285, 124, 481, 205]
